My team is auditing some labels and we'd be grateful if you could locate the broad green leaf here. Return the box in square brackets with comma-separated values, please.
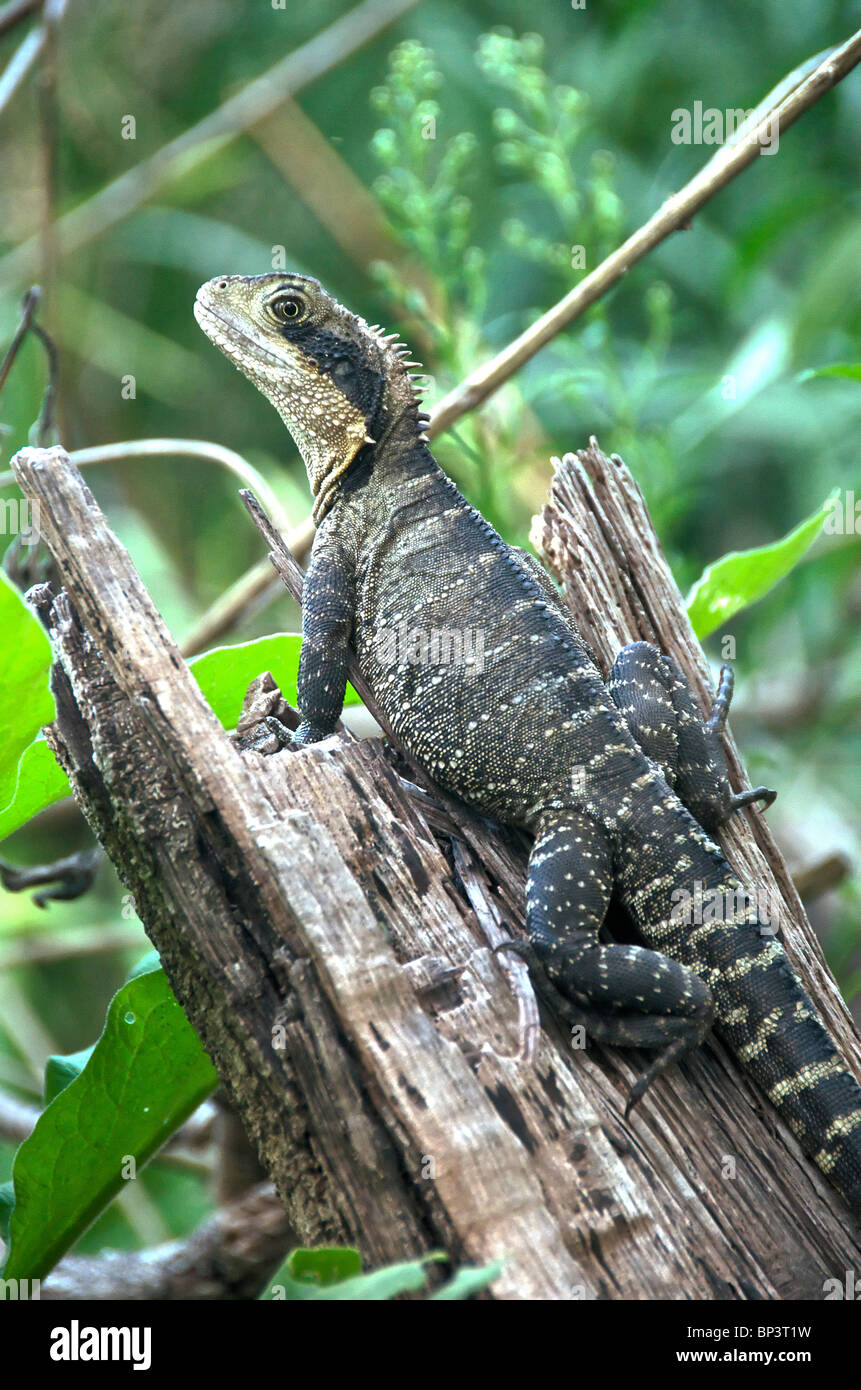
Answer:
[1, 967, 218, 1281]
[43, 1046, 95, 1106]
[0, 738, 70, 844]
[686, 494, 835, 640]
[189, 634, 361, 730]
[0, 571, 55, 814]
[799, 362, 861, 383]
[288, 1247, 363, 1288]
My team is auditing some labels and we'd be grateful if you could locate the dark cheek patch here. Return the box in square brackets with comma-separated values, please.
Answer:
[291, 326, 384, 422]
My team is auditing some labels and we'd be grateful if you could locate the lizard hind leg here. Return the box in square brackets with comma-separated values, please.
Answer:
[513, 809, 715, 1112]
[608, 642, 775, 835]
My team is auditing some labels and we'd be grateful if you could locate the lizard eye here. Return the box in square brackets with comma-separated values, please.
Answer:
[270, 296, 304, 324]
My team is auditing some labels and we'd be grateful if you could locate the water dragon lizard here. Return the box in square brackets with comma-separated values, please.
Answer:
[194, 271, 861, 1218]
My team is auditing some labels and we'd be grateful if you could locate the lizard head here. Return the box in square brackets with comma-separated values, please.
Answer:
[194, 272, 427, 521]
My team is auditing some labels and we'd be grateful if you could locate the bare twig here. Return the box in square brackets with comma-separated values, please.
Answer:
[1, 437, 297, 542]
[34, 0, 69, 331]
[428, 32, 861, 437]
[0, 23, 43, 118]
[71, 439, 294, 537]
[0, 922, 144, 971]
[0, 285, 41, 394]
[28, 316, 58, 443]
[0, 847, 100, 905]
[39, 1182, 295, 1300]
[252, 99, 410, 278]
[0, 1089, 39, 1146]
[793, 852, 853, 903]
[0, 0, 421, 287]
[0, 0, 40, 42]
[2, 435, 310, 656]
[0, 284, 58, 442]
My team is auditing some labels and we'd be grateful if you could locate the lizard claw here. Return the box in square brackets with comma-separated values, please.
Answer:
[730, 785, 777, 814]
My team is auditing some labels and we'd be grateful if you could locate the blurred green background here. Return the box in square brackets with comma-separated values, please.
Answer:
[0, 0, 859, 1254]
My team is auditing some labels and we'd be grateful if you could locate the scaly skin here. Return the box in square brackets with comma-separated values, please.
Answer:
[195, 272, 861, 1216]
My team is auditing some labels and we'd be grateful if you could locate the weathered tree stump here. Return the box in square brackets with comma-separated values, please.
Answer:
[11, 441, 860, 1300]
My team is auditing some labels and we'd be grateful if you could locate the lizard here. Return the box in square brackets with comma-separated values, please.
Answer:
[194, 270, 861, 1218]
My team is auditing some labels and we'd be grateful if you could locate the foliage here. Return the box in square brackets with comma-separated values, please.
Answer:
[260, 1247, 502, 1301]
[1, 965, 217, 1281]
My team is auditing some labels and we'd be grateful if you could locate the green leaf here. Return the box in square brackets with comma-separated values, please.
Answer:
[0, 632, 367, 843]
[0, 738, 70, 844]
[189, 634, 361, 730]
[428, 1260, 504, 1300]
[0, 572, 55, 814]
[260, 1249, 501, 1301]
[288, 1247, 363, 1288]
[43, 1047, 95, 1106]
[685, 494, 836, 640]
[1, 967, 218, 1281]
[261, 1252, 437, 1302]
[798, 362, 861, 383]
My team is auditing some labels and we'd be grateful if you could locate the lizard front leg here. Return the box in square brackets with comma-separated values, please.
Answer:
[287, 524, 356, 747]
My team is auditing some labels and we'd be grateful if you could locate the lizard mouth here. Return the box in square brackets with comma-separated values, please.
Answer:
[193, 296, 287, 371]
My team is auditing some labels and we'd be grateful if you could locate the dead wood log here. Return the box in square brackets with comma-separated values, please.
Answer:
[10, 442, 860, 1300]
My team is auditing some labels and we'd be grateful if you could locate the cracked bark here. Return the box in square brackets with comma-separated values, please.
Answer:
[11, 442, 860, 1301]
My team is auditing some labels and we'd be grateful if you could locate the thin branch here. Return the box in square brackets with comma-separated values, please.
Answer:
[0, 0, 421, 287]
[0, 23, 43, 117]
[428, 31, 861, 437]
[0, 922, 144, 971]
[34, 0, 69, 327]
[67, 438, 295, 538]
[0, 847, 100, 905]
[28, 317, 58, 443]
[1, 438, 294, 536]
[0, 285, 40, 394]
[0, 0, 40, 41]
[1, 437, 310, 654]
[0, 284, 58, 442]
[39, 1182, 294, 1300]
[793, 852, 853, 903]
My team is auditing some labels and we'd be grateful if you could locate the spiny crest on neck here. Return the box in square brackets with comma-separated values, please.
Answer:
[194, 272, 432, 522]
[362, 320, 432, 444]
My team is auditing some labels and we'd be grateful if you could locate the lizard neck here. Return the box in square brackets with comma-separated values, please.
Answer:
[314, 369, 434, 520]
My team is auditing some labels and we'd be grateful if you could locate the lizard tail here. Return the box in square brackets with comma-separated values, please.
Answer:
[710, 917, 861, 1217]
[665, 865, 861, 1216]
